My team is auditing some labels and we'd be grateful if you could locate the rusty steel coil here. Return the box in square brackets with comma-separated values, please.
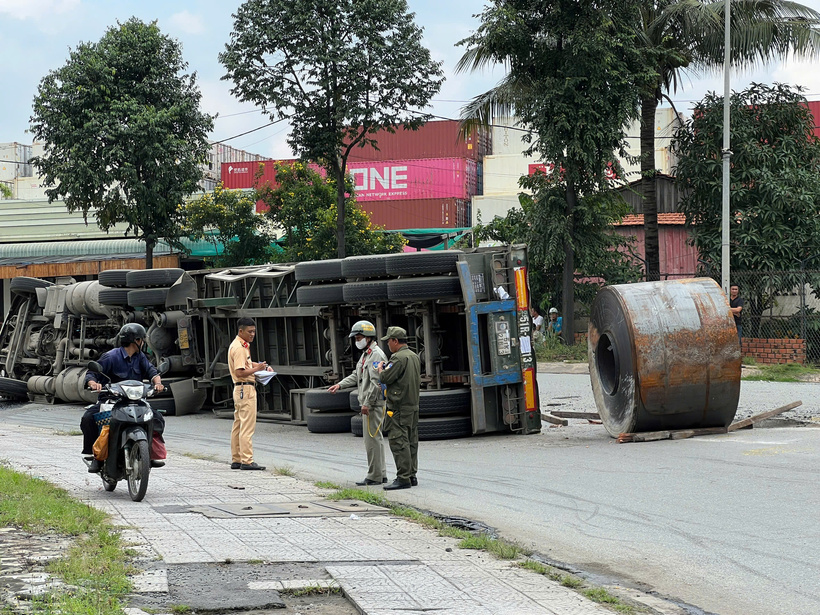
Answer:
[588, 278, 741, 437]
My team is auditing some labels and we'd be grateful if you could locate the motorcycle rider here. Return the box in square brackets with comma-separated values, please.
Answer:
[328, 321, 388, 486]
[81, 323, 165, 473]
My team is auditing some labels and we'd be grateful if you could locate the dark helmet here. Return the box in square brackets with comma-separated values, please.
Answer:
[119, 323, 147, 346]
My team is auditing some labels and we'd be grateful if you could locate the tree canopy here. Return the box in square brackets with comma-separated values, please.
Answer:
[30, 18, 214, 268]
[256, 161, 405, 262]
[220, 0, 444, 258]
[184, 184, 276, 267]
[457, 0, 654, 342]
[673, 82, 820, 330]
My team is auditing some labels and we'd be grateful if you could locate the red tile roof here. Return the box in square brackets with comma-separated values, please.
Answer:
[617, 213, 686, 226]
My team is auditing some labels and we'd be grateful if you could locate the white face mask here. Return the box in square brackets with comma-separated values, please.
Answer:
[355, 338, 368, 350]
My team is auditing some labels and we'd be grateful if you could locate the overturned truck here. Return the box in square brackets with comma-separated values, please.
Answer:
[0, 246, 541, 439]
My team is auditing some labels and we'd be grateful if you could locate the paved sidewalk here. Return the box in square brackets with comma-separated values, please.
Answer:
[1, 423, 615, 615]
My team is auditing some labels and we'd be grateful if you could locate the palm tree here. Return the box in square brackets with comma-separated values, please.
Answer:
[458, 0, 820, 281]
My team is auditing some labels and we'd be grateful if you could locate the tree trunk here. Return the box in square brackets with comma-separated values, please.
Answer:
[641, 96, 660, 282]
[562, 182, 576, 346]
[335, 162, 346, 259]
[145, 240, 154, 269]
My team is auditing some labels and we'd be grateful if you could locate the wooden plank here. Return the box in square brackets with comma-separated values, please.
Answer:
[618, 430, 670, 443]
[551, 411, 601, 420]
[727, 401, 802, 432]
[540, 413, 568, 426]
[619, 426, 727, 443]
[669, 427, 728, 440]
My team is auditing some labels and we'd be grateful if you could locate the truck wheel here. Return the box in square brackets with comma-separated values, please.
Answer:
[341, 254, 391, 279]
[387, 276, 461, 301]
[305, 388, 354, 411]
[127, 288, 169, 308]
[385, 250, 463, 276]
[306, 411, 356, 433]
[349, 390, 360, 411]
[295, 259, 344, 282]
[126, 268, 184, 288]
[0, 377, 29, 400]
[99, 288, 131, 307]
[350, 414, 364, 437]
[418, 416, 472, 440]
[296, 283, 346, 305]
[10, 277, 53, 296]
[419, 388, 470, 417]
[343, 280, 389, 303]
[98, 269, 132, 288]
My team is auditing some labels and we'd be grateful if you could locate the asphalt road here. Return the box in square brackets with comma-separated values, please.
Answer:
[2, 374, 819, 615]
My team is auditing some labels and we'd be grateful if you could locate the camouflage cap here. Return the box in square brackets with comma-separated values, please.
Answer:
[381, 326, 408, 341]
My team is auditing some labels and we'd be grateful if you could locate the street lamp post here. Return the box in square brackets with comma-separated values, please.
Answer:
[721, 0, 732, 294]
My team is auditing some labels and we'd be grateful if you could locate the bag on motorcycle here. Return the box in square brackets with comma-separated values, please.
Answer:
[151, 431, 167, 460]
[93, 425, 110, 461]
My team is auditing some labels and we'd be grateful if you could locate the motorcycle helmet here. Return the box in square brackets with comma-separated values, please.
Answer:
[348, 320, 376, 338]
[119, 323, 147, 346]
[549, 307, 559, 314]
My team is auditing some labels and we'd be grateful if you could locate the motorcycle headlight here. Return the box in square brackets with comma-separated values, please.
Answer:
[143, 410, 153, 422]
[121, 384, 144, 401]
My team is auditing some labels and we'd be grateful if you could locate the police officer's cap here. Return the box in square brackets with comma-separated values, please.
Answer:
[381, 326, 408, 341]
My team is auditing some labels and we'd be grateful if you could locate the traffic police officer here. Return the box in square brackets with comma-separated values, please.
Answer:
[329, 320, 388, 486]
[377, 326, 420, 490]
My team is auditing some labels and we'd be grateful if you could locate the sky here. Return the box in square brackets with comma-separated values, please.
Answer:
[2, 0, 820, 160]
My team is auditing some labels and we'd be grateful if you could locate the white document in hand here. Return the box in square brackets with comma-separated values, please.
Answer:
[255, 370, 277, 385]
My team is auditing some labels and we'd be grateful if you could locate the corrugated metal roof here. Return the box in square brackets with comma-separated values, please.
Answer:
[0, 237, 220, 262]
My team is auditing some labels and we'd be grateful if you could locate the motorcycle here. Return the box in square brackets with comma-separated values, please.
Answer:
[82, 360, 166, 502]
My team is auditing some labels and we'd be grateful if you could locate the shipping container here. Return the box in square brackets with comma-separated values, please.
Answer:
[222, 158, 479, 202]
[0, 142, 32, 182]
[808, 100, 820, 139]
[347, 120, 491, 162]
[360, 197, 469, 230]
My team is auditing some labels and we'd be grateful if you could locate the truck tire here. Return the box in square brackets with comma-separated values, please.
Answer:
[418, 416, 472, 440]
[385, 250, 463, 276]
[349, 390, 360, 411]
[10, 277, 53, 296]
[341, 254, 391, 279]
[127, 288, 169, 308]
[306, 410, 356, 434]
[126, 268, 184, 288]
[305, 388, 354, 411]
[98, 288, 131, 307]
[351, 414, 364, 437]
[343, 280, 389, 303]
[296, 283, 345, 305]
[98, 269, 132, 288]
[295, 259, 344, 282]
[419, 388, 471, 417]
[387, 276, 462, 301]
[0, 377, 29, 400]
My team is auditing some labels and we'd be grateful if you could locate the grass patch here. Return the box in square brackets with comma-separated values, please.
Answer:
[52, 429, 83, 436]
[561, 575, 584, 589]
[458, 532, 528, 559]
[0, 465, 134, 615]
[326, 487, 390, 507]
[180, 451, 219, 462]
[273, 465, 295, 477]
[314, 481, 340, 490]
[280, 584, 341, 597]
[535, 337, 588, 363]
[742, 362, 819, 382]
[170, 605, 192, 614]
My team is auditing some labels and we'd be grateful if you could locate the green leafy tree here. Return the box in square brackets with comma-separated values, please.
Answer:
[673, 82, 820, 334]
[256, 161, 405, 262]
[220, 0, 443, 259]
[30, 18, 214, 268]
[0, 182, 12, 199]
[472, 173, 642, 313]
[636, 0, 820, 281]
[184, 184, 275, 267]
[457, 0, 654, 343]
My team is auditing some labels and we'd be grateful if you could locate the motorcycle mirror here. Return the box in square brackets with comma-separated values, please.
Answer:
[87, 361, 104, 373]
[157, 359, 171, 375]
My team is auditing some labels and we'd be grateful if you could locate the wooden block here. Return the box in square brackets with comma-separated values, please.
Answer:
[669, 427, 727, 440]
[551, 411, 601, 420]
[727, 401, 802, 432]
[540, 413, 568, 426]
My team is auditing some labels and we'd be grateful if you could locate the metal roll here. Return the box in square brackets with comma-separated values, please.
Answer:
[588, 278, 741, 437]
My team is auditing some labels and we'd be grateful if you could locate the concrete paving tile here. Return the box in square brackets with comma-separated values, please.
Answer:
[131, 569, 168, 593]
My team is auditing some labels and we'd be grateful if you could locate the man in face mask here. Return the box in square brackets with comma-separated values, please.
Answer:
[82, 323, 165, 473]
[329, 320, 388, 486]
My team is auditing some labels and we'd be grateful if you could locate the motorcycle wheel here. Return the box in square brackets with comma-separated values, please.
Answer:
[101, 475, 117, 492]
[127, 440, 150, 502]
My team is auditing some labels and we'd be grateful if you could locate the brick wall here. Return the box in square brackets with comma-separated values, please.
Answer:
[741, 338, 806, 365]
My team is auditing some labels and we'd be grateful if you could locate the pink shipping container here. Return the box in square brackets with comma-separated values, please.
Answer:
[361, 198, 470, 230]
[222, 158, 478, 202]
[809, 101, 820, 139]
[346, 120, 491, 162]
